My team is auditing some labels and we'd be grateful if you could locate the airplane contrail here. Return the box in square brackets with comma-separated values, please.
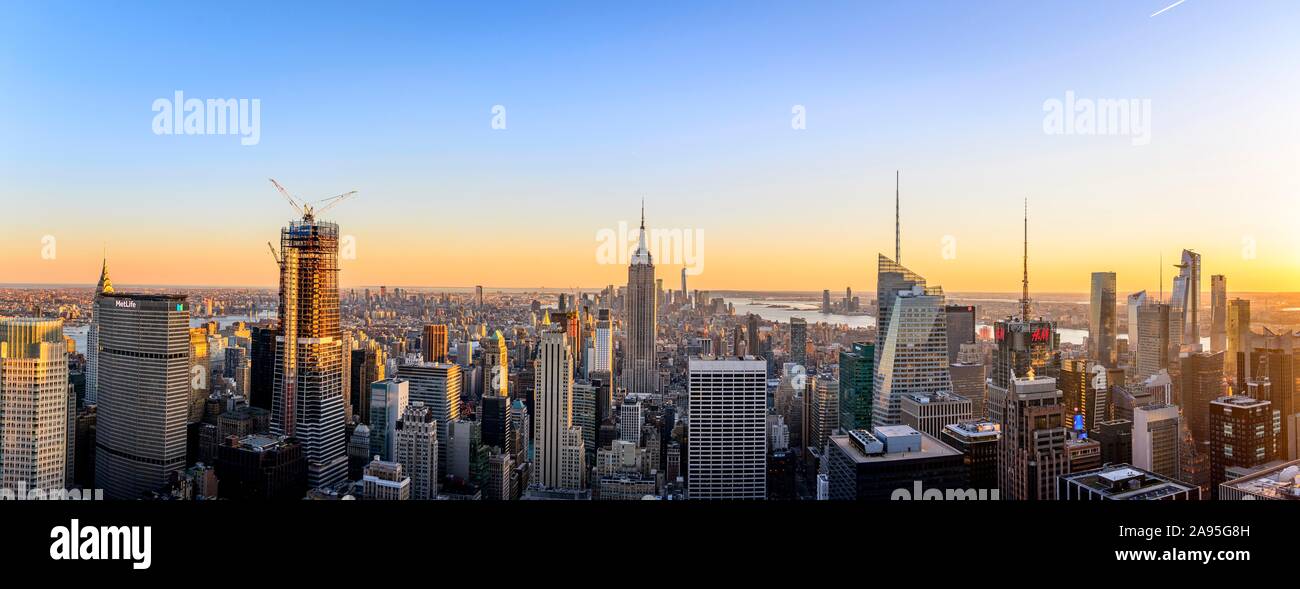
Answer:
[1150, 0, 1186, 17]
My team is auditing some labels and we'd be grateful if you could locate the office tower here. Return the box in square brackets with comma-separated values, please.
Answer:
[511, 398, 530, 463]
[1169, 249, 1202, 348]
[788, 318, 807, 368]
[1125, 290, 1148, 361]
[826, 426, 969, 500]
[591, 309, 613, 375]
[347, 424, 370, 479]
[687, 356, 767, 499]
[873, 285, 951, 427]
[84, 257, 114, 406]
[74, 407, 96, 489]
[900, 391, 971, 439]
[1132, 403, 1181, 478]
[368, 378, 409, 461]
[549, 310, 583, 377]
[272, 216, 348, 489]
[624, 204, 658, 396]
[249, 325, 279, 411]
[1094, 419, 1134, 464]
[949, 360, 987, 418]
[1066, 437, 1102, 472]
[1209, 395, 1280, 497]
[349, 345, 384, 424]
[1210, 275, 1227, 353]
[393, 402, 438, 500]
[422, 324, 448, 364]
[1179, 351, 1224, 449]
[188, 327, 210, 423]
[1225, 298, 1251, 384]
[1111, 383, 1154, 423]
[1089, 272, 1118, 366]
[746, 314, 761, 360]
[618, 398, 642, 444]
[991, 316, 1060, 389]
[875, 254, 931, 370]
[480, 393, 514, 456]
[1218, 459, 1300, 500]
[534, 329, 578, 489]
[1057, 464, 1199, 500]
[997, 377, 1067, 501]
[398, 361, 461, 479]
[94, 293, 190, 499]
[1058, 359, 1108, 435]
[822, 289, 832, 314]
[0, 318, 70, 492]
[806, 377, 841, 454]
[559, 426, 586, 491]
[940, 419, 1000, 491]
[1246, 349, 1297, 460]
[680, 267, 687, 302]
[571, 381, 597, 463]
[1135, 303, 1180, 384]
[838, 342, 874, 430]
[482, 330, 508, 398]
[485, 448, 516, 501]
[362, 459, 410, 500]
[943, 305, 975, 365]
[475, 285, 484, 308]
[213, 434, 306, 500]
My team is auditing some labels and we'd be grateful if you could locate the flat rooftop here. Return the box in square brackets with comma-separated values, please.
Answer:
[1063, 464, 1196, 500]
[830, 430, 959, 464]
[1222, 459, 1300, 500]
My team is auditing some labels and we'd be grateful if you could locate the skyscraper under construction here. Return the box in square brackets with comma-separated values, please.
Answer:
[272, 217, 348, 489]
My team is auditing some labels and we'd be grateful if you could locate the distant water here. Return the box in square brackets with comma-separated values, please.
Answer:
[723, 299, 1101, 346]
[725, 298, 875, 329]
[65, 313, 272, 355]
[189, 312, 274, 329]
[65, 325, 88, 354]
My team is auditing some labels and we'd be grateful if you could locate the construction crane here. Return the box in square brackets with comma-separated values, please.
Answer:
[269, 178, 359, 222]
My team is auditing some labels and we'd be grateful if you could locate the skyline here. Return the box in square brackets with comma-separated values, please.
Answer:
[3, 1, 1299, 292]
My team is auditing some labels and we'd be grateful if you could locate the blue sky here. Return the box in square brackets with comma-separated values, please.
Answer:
[2, 1, 1298, 291]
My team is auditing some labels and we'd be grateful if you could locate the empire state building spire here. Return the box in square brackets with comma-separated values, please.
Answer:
[631, 197, 652, 265]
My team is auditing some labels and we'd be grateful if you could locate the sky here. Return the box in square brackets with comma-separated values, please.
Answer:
[1, 0, 1298, 294]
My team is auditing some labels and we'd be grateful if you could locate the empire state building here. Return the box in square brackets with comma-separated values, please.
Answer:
[624, 204, 657, 396]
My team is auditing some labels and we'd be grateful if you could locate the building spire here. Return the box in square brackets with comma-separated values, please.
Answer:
[1020, 198, 1030, 319]
[96, 245, 114, 296]
[895, 170, 900, 263]
[631, 199, 652, 265]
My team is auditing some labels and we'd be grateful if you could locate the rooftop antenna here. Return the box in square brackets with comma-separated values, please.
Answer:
[895, 170, 900, 263]
[1020, 198, 1031, 320]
